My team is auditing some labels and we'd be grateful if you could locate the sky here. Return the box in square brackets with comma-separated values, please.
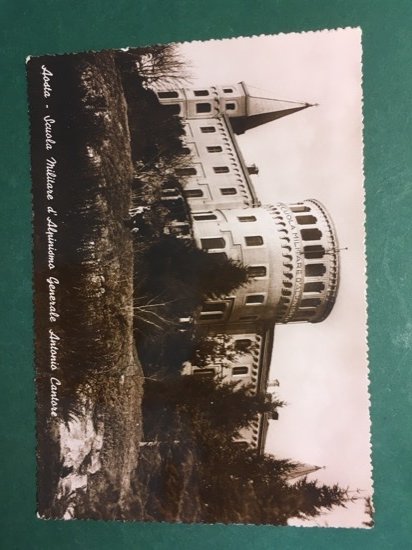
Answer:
[177, 29, 372, 527]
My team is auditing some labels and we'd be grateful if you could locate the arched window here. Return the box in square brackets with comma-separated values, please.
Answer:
[193, 212, 217, 221]
[239, 315, 258, 321]
[232, 366, 249, 376]
[304, 281, 325, 293]
[200, 302, 226, 321]
[290, 205, 310, 213]
[201, 237, 225, 250]
[297, 309, 316, 317]
[238, 215, 257, 222]
[184, 189, 203, 198]
[245, 236, 264, 246]
[213, 166, 230, 174]
[202, 302, 226, 313]
[210, 252, 228, 261]
[246, 294, 265, 305]
[304, 245, 325, 259]
[305, 263, 326, 277]
[301, 228, 322, 241]
[234, 339, 252, 352]
[177, 167, 197, 176]
[164, 104, 181, 115]
[194, 90, 209, 96]
[220, 187, 237, 195]
[193, 368, 215, 377]
[158, 91, 178, 98]
[296, 215, 317, 225]
[207, 146, 223, 153]
[300, 298, 321, 308]
[247, 266, 267, 278]
[196, 102, 212, 113]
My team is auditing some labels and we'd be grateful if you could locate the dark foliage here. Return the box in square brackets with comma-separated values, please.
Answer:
[136, 235, 248, 316]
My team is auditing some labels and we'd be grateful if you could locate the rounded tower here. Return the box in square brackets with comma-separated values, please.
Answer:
[192, 199, 339, 327]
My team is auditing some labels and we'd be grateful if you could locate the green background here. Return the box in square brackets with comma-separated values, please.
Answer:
[1, 0, 411, 548]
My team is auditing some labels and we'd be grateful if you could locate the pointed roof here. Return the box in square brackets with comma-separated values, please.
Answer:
[287, 463, 323, 481]
[230, 81, 314, 134]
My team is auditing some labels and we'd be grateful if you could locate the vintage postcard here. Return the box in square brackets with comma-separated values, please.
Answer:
[28, 28, 372, 527]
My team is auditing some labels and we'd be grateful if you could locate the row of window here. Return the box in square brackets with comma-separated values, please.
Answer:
[178, 166, 230, 176]
[201, 236, 264, 249]
[160, 101, 237, 114]
[193, 213, 257, 223]
[193, 365, 249, 378]
[158, 88, 234, 99]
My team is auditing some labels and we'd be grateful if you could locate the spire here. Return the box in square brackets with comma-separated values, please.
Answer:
[287, 463, 323, 481]
[230, 81, 314, 134]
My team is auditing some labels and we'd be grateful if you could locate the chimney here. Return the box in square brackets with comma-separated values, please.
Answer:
[247, 164, 259, 175]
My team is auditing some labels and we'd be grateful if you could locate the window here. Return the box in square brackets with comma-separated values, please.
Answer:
[296, 215, 317, 225]
[295, 309, 316, 318]
[245, 236, 264, 246]
[300, 298, 321, 308]
[194, 90, 209, 96]
[210, 252, 228, 261]
[304, 281, 325, 293]
[234, 339, 252, 352]
[193, 368, 215, 377]
[158, 91, 178, 98]
[304, 245, 325, 259]
[290, 205, 310, 213]
[200, 313, 224, 321]
[181, 147, 191, 155]
[177, 167, 197, 176]
[246, 294, 265, 305]
[164, 104, 181, 115]
[213, 166, 230, 174]
[301, 228, 322, 241]
[239, 315, 258, 321]
[184, 189, 203, 198]
[220, 187, 237, 195]
[196, 102, 212, 113]
[200, 302, 226, 321]
[207, 146, 222, 153]
[201, 237, 225, 250]
[305, 263, 326, 277]
[201, 126, 216, 133]
[202, 302, 226, 313]
[248, 266, 267, 278]
[238, 215, 256, 223]
[226, 102, 236, 110]
[232, 366, 249, 376]
[223, 88, 233, 93]
[193, 213, 217, 221]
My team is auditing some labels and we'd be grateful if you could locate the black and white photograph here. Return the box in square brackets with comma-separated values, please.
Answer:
[28, 28, 372, 527]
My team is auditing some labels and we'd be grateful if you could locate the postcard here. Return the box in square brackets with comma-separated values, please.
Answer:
[28, 28, 373, 526]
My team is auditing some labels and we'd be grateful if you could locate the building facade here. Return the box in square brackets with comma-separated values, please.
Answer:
[157, 82, 340, 453]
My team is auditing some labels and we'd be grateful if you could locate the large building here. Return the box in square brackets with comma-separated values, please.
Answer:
[157, 82, 340, 453]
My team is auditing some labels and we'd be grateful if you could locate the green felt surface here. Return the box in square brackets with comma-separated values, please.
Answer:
[1, 1, 411, 548]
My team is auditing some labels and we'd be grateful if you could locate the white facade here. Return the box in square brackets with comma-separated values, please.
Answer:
[157, 83, 340, 453]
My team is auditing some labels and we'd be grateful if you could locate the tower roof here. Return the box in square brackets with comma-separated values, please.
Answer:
[230, 81, 313, 134]
[287, 463, 322, 481]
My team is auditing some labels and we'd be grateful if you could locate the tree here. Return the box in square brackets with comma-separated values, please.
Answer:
[144, 376, 283, 437]
[116, 44, 192, 88]
[138, 235, 249, 316]
[188, 333, 257, 369]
